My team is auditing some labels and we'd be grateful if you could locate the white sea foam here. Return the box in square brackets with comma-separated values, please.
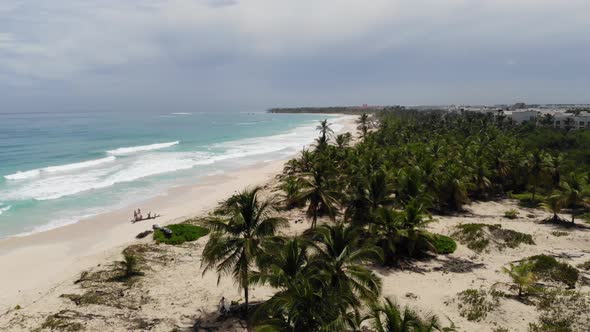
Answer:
[0, 152, 211, 201]
[4, 169, 41, 180]
[3, 156, 117, 180]
[0, 205, 11, 216]
[171, 112, 192, 115]
[0, 119, 343, 203]
[106, 141, 179, 156]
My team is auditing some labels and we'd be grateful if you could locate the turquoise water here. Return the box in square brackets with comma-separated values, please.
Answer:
[0, 111, 338, 238]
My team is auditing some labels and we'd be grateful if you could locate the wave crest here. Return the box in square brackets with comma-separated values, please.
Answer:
[107, 141, 179, 156]
[4, 156, 117, 180]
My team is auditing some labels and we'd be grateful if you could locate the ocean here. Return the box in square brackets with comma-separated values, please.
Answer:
[0, 110, 341, 238]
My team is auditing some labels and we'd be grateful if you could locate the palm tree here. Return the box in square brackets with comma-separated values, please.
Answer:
[368, 297, 441, 332]
[527, 150, 546, 202]
[546, 153, 564, 189]
[201, 187, 288, 316]
[541, 193, 565, 222]
[118, 253, 141, 279]
[295, 167, 340, 228]
[279, 176, 304, 209]
[357, 113, 370, 138]
[395, 199, 436, 258]
[335, 133, 353, 149]
[559, 173, 590, 223]
[502, 262, 536, 297]
[316, 119, 334, 147]
[251, 238, 308, 288]
[251, 239, 357, 331]
[307, 223, 383, 305]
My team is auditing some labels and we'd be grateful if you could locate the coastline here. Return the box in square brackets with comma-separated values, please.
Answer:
[0, 115, 358, 313]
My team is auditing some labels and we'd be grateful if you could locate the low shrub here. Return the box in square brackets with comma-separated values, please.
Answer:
[452, 224, 535, 253]
[529, 289, 590, 331]
[432, 234, 457, 254]
[504, 209, 519, 219]
[456, 288, 500, 322]
[510, 192, 545, 208]
[577, 260, 590, 271]
[527, 255, 579, 289]
[153, 224, 209, 245]
[550, 231, 569, 237]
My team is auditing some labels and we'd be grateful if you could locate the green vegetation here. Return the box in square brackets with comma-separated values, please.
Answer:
[117, 253, 143, 280]
[550, 231, 569, 237]
[432, 234, 457, 254]
[577, 260, 590, 271]
[452, 224, 535, 253]
[526, 255, 579, 289]
[502, 262, 537, 297]
[153, 223, 209, 245]
[529, 290, 590, 331]
[197, 111, 590, 330]
[504, 209, 519, 219]
[39, 314, 83, 332]
[456, 288, 500, 321]
[201, 187, 288, 316]
[368, 297, 442, 331]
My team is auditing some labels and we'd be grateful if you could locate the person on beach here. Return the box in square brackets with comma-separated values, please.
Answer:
[219, 297, 227, 315]
[133, 210, 138, 221]
[147, 212, 151, 219]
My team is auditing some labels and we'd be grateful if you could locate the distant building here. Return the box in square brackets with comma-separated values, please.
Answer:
[553, 111, 590, 130]
[506, 110, 538, 124]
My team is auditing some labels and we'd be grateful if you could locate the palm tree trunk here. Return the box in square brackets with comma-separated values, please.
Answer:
[242, 267, 249, 317]
[571, 207, 575, 224]
[244, 285, 249, 316]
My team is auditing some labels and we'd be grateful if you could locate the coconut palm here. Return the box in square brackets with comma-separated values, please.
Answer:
[316, 119, 334, 147]
[559, 173, 590, 223]
[279, 176, 304, 209]
[335, 133, 353, 149]
[368, 297, 441, 332]
[118, 253, 142, 279]
[541, 193, 565, 222]
[502, 262, 536, 297]
[295, 166, 340, 228]
[357, 113, 370, 138]
[527, 150, 547, 202]
[201, 187, 288, 316]
[546, 153, 564, 189]
[307, 223, 383, 305]
[394, 199, 436, 257]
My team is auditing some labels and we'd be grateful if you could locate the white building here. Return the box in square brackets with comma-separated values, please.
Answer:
[506, 110, 538, 124]
[553, 111, 590, 130]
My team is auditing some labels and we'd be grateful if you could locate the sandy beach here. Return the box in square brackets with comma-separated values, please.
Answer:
[0, 115, 358, 315]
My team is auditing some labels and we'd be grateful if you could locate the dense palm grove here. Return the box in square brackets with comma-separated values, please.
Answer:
[201, 109, 590, 331]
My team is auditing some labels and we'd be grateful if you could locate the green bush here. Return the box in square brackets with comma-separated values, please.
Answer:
[503, 209, 519, 219]
[432, 234, 457, 254]
[578, 260, 590, 271]
[452, 223, 535, 253]
[527, 255, 579, 289]
[153, 224, 209, 245]
[510, 192, 544, 208]
[457, 288, 500, 322]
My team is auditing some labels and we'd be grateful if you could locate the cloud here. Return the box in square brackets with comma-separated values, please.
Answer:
[0, 0, 589, 106]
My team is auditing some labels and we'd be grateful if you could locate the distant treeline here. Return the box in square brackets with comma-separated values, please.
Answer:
[268, 106, 392, 114]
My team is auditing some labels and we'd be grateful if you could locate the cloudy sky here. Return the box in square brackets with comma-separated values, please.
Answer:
[1, 0, 589, 112]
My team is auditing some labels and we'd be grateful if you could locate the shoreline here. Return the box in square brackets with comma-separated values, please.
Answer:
[0, 115, 357, 313]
